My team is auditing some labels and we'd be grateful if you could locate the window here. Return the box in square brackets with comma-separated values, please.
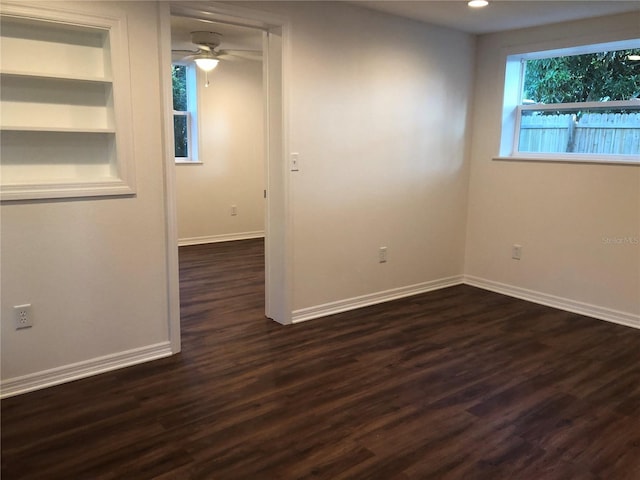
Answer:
[499, 41, 640, 163]
[172, 64, 199, 162]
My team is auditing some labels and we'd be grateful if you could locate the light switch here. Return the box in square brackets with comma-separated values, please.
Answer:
[291, 152, 300, 172]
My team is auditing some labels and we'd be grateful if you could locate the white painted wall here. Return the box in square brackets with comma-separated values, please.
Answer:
[465, 13, 640, 319]
[247, 2, 475, 313]
[1, 1, 171, 384]
[175, 58, 265, 244]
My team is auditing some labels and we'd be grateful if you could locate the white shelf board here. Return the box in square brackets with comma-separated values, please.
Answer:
[0, 69, 112, 84]
[1, 180, 136, 201]
[0, 126, 116, 133]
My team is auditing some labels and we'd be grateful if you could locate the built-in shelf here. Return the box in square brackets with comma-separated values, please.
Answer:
[0, 2, 135, 201]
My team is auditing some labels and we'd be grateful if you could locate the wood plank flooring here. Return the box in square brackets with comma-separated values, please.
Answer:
[2, 238, 640, 479]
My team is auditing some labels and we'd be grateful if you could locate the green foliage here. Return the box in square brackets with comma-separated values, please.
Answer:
[523, 49, 640, 103]
[172, 65, 187, 111]
[172, 65, 188, 157]
[174, 116, 188, 158]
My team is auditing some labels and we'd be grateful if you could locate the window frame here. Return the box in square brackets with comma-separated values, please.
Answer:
[172, 63, 200, 164]
[497, 39, 640, 165]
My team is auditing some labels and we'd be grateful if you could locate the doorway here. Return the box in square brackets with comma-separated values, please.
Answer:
[162, 3, 291, 355]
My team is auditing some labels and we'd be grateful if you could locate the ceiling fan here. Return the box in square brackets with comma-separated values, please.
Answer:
[172, 31, 262, 72]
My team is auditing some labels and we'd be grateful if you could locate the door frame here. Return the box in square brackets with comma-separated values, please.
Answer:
[159, 1, 292, 354]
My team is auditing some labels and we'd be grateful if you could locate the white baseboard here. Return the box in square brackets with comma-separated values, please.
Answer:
[291, 273, 639, 330]
[292, 275, 464, 323]
[0, 342, 172, 399]
[464, 275, 640, 330]
[178, 231, 265, 247]
[6, 276, 635, 398]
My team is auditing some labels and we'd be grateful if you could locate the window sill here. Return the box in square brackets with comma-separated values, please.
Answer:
[175, 160, 203, 165]
[493, 155, 640, 166]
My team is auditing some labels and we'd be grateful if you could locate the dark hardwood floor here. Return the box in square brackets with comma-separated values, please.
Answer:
[2, 238, 639, 479]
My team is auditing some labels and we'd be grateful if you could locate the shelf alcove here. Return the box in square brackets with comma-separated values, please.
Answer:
[0, 3, 135, 200]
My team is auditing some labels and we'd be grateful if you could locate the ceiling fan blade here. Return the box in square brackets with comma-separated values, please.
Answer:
[218, 49, 262, 62]
[216, 53, 241, 62]
[171, 48, 197, 62]
[172, 49, 199, 55]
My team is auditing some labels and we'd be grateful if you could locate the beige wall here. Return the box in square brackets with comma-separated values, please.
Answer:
[175, 58, 265, 243]
[1, 1, 171, 382]
[248, 2, 475, 312]
[465, 13, 640, 319]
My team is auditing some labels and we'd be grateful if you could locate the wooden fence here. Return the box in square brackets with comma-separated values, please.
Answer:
[519, 112, 640, 155]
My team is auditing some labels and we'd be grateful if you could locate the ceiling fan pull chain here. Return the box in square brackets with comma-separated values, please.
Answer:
[205, 71, 210, 87]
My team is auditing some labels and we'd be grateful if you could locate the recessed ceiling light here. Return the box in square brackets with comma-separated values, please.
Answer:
[628, 55, 640, 61]
[468, 0, 489, 7]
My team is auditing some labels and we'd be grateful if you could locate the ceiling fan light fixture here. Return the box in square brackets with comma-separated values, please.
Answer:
[468, 0, 489, 7]
[194, 57, 219, 72]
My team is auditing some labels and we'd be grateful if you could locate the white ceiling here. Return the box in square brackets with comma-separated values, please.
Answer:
[351, 0, 640, 34]
[171, 1, 640, 50]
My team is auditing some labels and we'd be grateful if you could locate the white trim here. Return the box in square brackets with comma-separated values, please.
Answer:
[158, 2, 182, 355]
[519, 100, 640, 112]
[493, 156, 640, 166]
[178, 231, 265, 246]
[170, 2, 286, 30]
[0, 342, 172, 398]
[518, 38, 640, 61]
[262, 20, 292, 324]
[499, 27, 640, 60]
[464, 275, 640, 330]
[175, 160, 203, 165]
[187, 64, 199, 161]
[292, 276, 464, 324]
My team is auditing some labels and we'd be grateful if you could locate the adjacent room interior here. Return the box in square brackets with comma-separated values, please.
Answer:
[171, 15, 266, 247]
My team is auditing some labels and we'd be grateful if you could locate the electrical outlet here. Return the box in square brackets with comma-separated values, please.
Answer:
[230, 205, 238, 216]
[379, 246, 388, 263]
[512, 244, 522, 260]
[14, 304, 33, 330]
